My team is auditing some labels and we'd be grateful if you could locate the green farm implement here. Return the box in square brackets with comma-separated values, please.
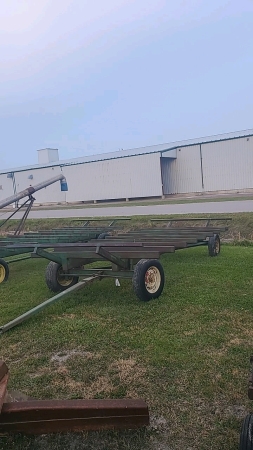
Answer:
[0, 218, 131, 282]
[0, 217, 230, 333]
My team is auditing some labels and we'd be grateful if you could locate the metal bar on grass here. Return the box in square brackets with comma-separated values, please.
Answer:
[0, 398, 149, 433]
[0, 275, 101, 334]
[0, 362, 9, 413]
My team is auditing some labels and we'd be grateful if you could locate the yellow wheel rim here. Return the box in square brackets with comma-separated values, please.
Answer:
[57, 268, 74, 287]
[0, 264, 6, 283]
[145, 266, 161, 294]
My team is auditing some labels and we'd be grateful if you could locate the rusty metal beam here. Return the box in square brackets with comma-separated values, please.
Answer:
[0, 362, 9, 413]
[0, 362, 8, 382]
[0, 375, 9, 413]
[0, 361, 149, 434]
[0, 399, 149, 433]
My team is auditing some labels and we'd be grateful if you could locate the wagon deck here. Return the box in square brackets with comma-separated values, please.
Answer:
[0, 218, 131, 282]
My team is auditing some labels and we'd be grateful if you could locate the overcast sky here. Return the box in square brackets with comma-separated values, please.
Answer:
[1, 0, 253, 169]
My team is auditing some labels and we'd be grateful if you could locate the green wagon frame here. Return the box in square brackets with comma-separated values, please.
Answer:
[0, 217, 230, 333]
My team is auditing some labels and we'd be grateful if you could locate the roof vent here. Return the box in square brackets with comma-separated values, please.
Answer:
[37, 148, 59, 164]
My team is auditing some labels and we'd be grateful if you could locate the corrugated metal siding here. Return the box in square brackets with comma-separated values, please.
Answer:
[202, 137, 253, 191]
[163, 145, 203, 194]
[64, 153, 162, 202]
[14, 166, 66, 204]
[0, 174, 15, 202]
[2, 134, 253, 206]
[160, 158, 171, 194]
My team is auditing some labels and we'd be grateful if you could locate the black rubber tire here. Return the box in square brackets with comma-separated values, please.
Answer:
[208, 234, 220, 257]
[132, 259, 165, 302]
[97, 232, 111, 239]
[239, 414, 253, 450]
[0, 258, 9, 283]
[45, 261, 79, 293]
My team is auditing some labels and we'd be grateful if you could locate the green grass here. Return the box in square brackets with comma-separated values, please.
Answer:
[1, 244, 253, 449]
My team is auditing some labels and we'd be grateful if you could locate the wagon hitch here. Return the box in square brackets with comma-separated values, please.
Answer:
[0, 360, 149, 434]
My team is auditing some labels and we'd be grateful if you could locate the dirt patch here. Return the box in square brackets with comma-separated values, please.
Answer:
[52, 372, 84, 393]
[85, 376, 114, 398]
[109, 357, 148, 397]
[29, 366, 51, 379]
[149, 414, 167, 431]
[46, 356, 149, 399]
[57, 313, 76, 320]
[51, 350, 98, 364]
[50, 372, 114, 398]
[111, 358, 146, 383]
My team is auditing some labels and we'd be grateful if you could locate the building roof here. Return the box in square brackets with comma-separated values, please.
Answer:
[1, 129, 253, 175]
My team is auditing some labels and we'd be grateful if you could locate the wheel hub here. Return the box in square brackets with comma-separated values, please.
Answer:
[145, 266, 161, 293]
[57, 268, 74, 287]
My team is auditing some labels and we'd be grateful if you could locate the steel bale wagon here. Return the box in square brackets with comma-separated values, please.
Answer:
[0, 218, 131, 283]
[0, 217, 230, 333]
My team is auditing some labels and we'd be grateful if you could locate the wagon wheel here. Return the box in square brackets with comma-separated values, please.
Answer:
[0, 259, 9, 283]
[132, 259, 165, 302]
[239, 414, 253, 449]
[45, 262, 79, 293]
[208, 234, 220, 257]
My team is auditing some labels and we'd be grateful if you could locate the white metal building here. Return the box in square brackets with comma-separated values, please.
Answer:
[1, 129, 253, 205]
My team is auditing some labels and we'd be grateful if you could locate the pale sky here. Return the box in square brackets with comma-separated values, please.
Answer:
[0, 0, 253, 169]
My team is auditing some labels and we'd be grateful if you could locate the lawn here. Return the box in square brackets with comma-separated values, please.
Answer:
[0, 243, 253, 449]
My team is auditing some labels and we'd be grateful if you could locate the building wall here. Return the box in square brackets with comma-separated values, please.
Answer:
[160, 158, 171, 195]
[0, 174, 15, 202]
[15, 166, 66, 204]
[162, 145, 203, 194]
[0, 166, 66, 205]
[162, 136, 253, 195]
[201, 136, 253, 191]
[1, 135, 253, 206]
[64, 153, 163, 202]
[0, 153, 162, 205]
